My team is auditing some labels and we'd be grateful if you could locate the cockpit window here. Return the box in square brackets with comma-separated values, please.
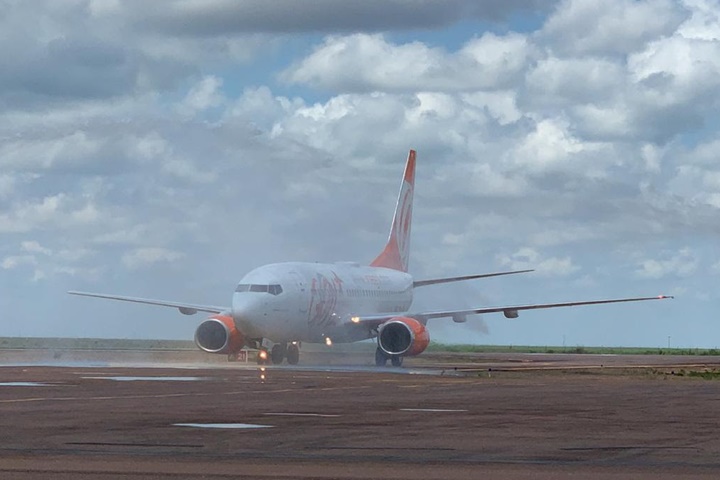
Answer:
[235, 284, 283, 295]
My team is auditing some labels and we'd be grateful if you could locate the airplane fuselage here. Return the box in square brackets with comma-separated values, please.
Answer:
[232, 262, 413, 344]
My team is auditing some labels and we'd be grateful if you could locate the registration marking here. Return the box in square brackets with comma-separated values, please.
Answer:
[82, 376, 205, 382]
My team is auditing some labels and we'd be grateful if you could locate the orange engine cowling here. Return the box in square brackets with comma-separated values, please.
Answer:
[194, 315, 245, 354]
[377, 316, 429, 357]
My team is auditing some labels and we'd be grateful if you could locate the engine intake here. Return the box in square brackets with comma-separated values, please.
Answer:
[194, 315, 245, 354]
[377, 317, 430, 356]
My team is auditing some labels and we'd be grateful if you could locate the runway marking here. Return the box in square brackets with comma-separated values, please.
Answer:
[67, 441, 203, 448]
[0, 388, 297, 404]
[174, 423, 273, 429]
[0, 382, 52, 387]
[318, 386, 371, 391]
[399, 408, 468, 412]
[81, 376, 206, 382]
[320, 446, 456, 451]
[264, 413, 341, 418]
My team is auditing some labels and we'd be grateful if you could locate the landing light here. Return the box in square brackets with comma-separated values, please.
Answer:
[325, 337, 333, 347]
[351, 316, 360, 323]
[258, 350, 268, 360]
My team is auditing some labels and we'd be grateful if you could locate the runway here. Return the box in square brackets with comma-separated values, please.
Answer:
[1, 352, 720, 479]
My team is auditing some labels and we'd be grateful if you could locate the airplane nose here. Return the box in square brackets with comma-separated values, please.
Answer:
[231, 294, 267, 336]
[232, 294, 262, 317]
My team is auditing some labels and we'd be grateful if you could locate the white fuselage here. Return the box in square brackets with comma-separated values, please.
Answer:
[231, 262, 413, 344]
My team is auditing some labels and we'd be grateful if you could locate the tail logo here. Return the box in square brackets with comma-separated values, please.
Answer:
[395, 183, 413, 271]
[370, 150, 416, 272]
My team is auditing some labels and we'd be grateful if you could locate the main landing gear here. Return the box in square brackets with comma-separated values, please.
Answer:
[262, 342, 300, 365]
[375, 347, 403, 367]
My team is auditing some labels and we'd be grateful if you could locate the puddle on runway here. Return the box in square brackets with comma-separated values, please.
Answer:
[0, 382, 53, 387]
[174, 423, 273, 429]
[82, 376, 206, 382]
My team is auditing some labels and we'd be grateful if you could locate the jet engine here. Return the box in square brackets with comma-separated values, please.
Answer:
[377, 316, 430, 356]
[194, 314, 245, 354]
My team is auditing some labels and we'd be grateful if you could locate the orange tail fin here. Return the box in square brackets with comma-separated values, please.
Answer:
[370, 150, 416, 272]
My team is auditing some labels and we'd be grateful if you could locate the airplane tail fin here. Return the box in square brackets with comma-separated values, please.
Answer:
[370, 149, 416, 273]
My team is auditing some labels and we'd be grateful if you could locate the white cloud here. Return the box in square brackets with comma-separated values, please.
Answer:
[636, 248, 699, 279]
[0, 194, 101, 233]
[21, 241, 51, 255]
[528, 226, 598, 247]
[540, 0, 686, 56]
[1, 255, 37, 270]
[282, 33, 532, 92]
[1, 0, 718, 347]
[678, 0, 720, 40]
[0, 130, 102, 171]
[178, 75, 225, 116]
[505, 118, 616, 178]
[629, 35, 720, 100]
[122, 247, 185, 270]
[0, 174, 16, 198]
[497, 247, 580, 277]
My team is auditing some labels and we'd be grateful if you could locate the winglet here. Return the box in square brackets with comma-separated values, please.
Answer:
[370, 150, 416, 272]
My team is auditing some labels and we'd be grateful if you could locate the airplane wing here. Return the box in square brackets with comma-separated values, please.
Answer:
[67, 291, 227, 315]
[349, 295, 673, 328]
[413, 269, 533, 287]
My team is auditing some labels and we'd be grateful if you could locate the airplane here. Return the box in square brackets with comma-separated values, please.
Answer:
[69, 150, 672, 367]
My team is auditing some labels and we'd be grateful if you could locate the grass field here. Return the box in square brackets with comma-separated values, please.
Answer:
[426, 343, 720, 356]
[0, 337, 196, 351]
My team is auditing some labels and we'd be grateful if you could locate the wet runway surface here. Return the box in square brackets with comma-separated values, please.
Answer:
[1, 353, 720, 479]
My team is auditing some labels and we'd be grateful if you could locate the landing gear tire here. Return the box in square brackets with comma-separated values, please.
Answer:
[256, 347, 269, 365]
[391, 355, 404, 367]
[286, 343, 300, 365]
[271, 344, 287, 365]
[375, 347, 388, 367]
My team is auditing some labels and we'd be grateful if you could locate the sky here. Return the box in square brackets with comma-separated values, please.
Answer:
[1, 0, 718, 348]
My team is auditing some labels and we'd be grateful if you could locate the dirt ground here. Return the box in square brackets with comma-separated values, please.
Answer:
[1, 352, 720, 479]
